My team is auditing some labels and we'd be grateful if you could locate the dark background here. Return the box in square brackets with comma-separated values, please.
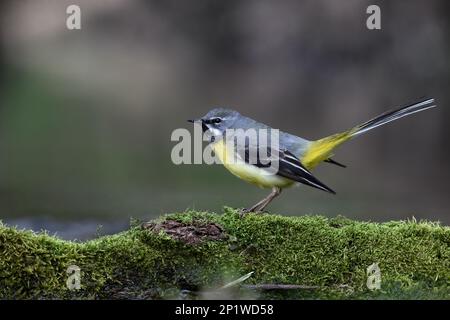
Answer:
[0, 0, 449, 239]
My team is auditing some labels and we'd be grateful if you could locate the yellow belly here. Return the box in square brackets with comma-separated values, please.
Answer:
[211, 139, 295, 189]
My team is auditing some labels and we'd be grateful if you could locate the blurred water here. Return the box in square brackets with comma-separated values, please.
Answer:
[3, 217, 129, 241]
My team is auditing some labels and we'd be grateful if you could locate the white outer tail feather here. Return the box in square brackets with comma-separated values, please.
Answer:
[351, 98, 436, 138]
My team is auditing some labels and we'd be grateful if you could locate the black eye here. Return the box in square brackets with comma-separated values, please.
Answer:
[212, 118, 222, 124]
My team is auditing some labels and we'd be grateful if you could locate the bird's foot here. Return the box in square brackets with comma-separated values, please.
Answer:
[239, 208, 251, 218]
[239, 207, 263, 218]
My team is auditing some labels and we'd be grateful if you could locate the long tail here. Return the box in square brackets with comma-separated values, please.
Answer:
[301, 98, 437, 169]
[349, 98, 436, 137]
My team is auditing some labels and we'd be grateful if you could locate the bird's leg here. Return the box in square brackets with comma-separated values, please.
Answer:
[244, 197, 270, 213]
[241, 187, 282, 216]
[256, 187, 282, 212]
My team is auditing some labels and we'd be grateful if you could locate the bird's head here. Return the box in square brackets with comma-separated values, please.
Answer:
[188, 108, 240, 139]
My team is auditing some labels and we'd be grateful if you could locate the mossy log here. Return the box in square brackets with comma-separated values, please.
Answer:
[0, 208, 449, 299]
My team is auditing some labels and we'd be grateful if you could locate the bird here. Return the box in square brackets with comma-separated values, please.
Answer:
[188, 98, 436, 214]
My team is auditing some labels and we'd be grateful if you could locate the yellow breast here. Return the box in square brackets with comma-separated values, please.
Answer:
[211, 139, 294, 189]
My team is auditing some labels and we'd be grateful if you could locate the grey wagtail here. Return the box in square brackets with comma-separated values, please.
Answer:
[188, 98, 436, 213]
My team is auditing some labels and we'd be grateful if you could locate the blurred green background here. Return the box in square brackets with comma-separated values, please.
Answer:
[0, 0, 449, 239]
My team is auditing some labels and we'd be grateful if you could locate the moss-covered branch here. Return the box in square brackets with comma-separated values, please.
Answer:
[1, 208, 449, 299]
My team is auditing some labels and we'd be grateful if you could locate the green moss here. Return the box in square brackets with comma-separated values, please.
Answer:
[0, 208, 449, 299]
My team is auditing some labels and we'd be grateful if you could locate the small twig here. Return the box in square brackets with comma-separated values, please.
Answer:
[221, 272, 254, 289]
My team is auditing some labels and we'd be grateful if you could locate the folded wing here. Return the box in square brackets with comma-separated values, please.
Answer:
[235, 141, 335, 194]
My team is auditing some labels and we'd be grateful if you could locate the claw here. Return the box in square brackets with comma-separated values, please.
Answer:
[239, 209, 248, 218]
[239, 207, 265, 218]
[239, 208, 252, 218]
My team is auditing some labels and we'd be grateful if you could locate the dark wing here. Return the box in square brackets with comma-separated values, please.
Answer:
[279, 150, 336, 194]
[324, 158, 347, 168]
[236, 142, 335, 194]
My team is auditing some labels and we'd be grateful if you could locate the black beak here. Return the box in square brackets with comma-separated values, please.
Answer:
[188, 118, 209, 133]
[188, 119, 204, 123]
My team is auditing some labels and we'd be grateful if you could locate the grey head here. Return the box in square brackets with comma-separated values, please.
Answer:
[189, 107, 241, 137]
